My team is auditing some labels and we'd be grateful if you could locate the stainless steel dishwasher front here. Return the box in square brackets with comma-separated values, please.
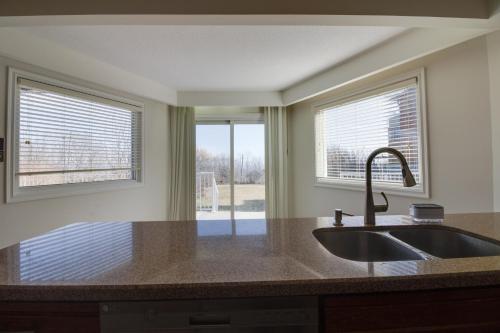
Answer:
[100, 296, 318, 332]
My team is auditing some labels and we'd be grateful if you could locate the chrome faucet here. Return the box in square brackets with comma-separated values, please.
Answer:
[365, 147, 416, 226]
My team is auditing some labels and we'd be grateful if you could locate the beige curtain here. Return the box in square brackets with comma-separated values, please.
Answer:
[167, 106, 196, 220]
[264, 106, 289, 218]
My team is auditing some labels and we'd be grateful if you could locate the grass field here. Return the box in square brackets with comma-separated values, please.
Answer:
[197, 184, 265, 218]
[216, 184, 265, 207]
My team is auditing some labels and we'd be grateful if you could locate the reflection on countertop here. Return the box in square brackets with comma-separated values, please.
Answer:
[18, 222, 133, 282]
[1, 214, 500, 301]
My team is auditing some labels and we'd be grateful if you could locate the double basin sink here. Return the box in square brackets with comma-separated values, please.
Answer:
[313, 225, 500, 262]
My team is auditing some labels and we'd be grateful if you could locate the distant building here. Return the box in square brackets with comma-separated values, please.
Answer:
[387, 87, 419, 181]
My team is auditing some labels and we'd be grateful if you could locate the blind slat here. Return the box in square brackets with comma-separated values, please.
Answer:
[18, 77, 142, 112]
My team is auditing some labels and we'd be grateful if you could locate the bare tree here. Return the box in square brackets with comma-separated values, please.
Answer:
[196, 149, 264, 185]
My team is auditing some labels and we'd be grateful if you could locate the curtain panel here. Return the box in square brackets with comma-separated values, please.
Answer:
[167, 106, 196, 220]
[263, 106, 289, 218]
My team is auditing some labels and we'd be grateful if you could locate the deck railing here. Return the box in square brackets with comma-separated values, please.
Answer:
[196, 172, 219, 212]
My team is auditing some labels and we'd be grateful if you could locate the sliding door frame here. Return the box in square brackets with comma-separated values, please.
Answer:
[196, 114, 264, 220]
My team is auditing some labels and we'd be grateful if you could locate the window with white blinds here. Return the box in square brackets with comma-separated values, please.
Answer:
[7, 70, 144, 201]
[315, 73, 427, 195]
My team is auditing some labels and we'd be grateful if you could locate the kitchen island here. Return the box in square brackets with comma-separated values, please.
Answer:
[1, 213, 500, 332]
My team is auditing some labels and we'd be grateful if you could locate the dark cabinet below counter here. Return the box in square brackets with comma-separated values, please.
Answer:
[322, 287, 500, 332]
[0, 302, 100, 333]
[2, 287, 500, 332]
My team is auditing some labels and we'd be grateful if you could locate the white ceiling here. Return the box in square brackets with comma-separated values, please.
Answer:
[17, 25, 407, 92]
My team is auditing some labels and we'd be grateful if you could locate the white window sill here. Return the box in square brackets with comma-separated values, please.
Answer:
[6, 179, 144, 203]
[314, 178, 429, 199]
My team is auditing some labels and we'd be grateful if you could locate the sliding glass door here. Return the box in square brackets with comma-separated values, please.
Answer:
[196, 123, 231, 220]
[233, 124, 265, 219]
[196, 121, 265, 220]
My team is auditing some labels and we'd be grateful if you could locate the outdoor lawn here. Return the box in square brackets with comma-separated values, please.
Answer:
[216, 184, 265, 211]
[196, 183, 266, 219]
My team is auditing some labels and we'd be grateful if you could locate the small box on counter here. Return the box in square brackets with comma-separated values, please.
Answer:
[409, 204, 444, 223]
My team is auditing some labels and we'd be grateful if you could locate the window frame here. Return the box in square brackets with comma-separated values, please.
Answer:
[6, 67, 145, 203]
[312, 69, 429, 198]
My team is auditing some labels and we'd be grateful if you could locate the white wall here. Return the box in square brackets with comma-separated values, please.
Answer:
[282, 28, 489, 105]
[0, 28, 177, 105]
[195, 106, 261, 116]
[289, 36, 494, 217]
[0, 56, 168, 248]
[488, 30, 500, 211]
[178, 92, 283, 107]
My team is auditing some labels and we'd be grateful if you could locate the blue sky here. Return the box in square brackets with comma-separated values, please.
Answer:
[196, 124, 265, 159]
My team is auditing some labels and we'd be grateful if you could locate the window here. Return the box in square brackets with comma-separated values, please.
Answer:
[314, 70, 428, 197]
[6, 68, 143, 202]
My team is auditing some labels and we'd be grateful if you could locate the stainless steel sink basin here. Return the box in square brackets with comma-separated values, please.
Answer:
[389, 227, 500, 259]
[313, 229, 423, 262]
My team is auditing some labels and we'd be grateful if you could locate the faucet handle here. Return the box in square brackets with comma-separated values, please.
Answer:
[374, 192, 389, 213]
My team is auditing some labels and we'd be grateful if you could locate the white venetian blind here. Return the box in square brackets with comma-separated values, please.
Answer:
[315, 78, 421, 187]
[16, 78, 142, 187]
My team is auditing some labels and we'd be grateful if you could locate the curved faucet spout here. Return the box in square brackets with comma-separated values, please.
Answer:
[365, 147, 416, 226]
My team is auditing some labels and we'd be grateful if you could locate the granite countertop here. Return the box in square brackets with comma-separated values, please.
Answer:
[1, 213, 500, 301]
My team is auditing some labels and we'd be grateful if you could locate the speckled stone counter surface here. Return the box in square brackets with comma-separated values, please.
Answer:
[1, 213, 500, 301]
